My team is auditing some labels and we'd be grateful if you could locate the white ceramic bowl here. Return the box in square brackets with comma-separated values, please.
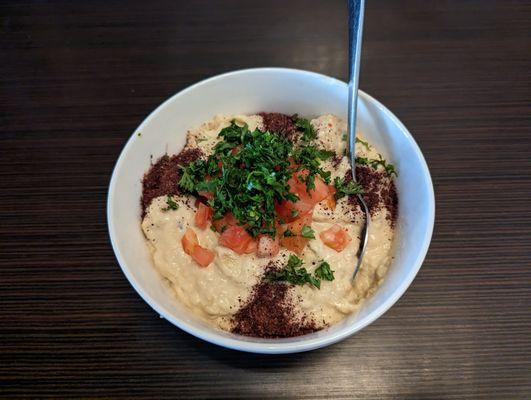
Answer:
[107, 68, 435, 354]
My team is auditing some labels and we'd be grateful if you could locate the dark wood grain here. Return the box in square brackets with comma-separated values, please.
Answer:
[1, 0, 530, 398]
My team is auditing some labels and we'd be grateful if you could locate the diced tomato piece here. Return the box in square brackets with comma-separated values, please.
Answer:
[256, 234, 280, 258]
[288, 157, 298, 169]
[181, 227, 215, 267]
[280, 235, 309, 255]
[325, 195, 336, 210]
[181, 227, 199, 255]
[195, 203, 213, 229]
[324, 185, 336, 210]
[279, 214, 312, 255]
[274, 201, 290, 222]
[198, 190, 214, 200]
[290, 170, 329, 204]
[319, 224, 352, 252]
[219, 225, 253, 254]
[288, 213, 313, 234]
[217, 161, 223, 169]
[212, 212, 238, 232]
[294, 197, 315, 216]
[275, 199, 313, 223]
[231, 146, 241, 155]
[310, 177, 330, 203]
[328, 185, 336, 197]
[289, 170, 307, 191]
[191, 246, 215, 267]
[244, 239, 257, 254]
[276, 171, 330, 222]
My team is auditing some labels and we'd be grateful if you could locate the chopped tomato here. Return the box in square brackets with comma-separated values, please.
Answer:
[279, 214, 312, 255]
[324, 185, 336, 210]
[181, 227, 199, 255]
[181, 227, 215, 267]
[198, 190, 214, 200]
[244, 239, 257, 254]
[288, 157, 297, 168]
[275, 199, 313, 222]
[325, 195, 336, 210]
[288, 213, 313, 234]
[319, 224, 352, 252]
[256, 234, 280, 258]
[280, 235, 308, 255]
[191, 246, 215, 267]
[290, 170, 329, 204]
[310, 177, 330, 203]
[276, 171, 330, 222]
[195, 203, 213, 229]
[212, 212, 238, 232]
[219, 225, 254, 254]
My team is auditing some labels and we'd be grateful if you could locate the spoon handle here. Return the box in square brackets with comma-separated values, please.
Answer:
[347, 0, 370, 282]
[348, 0, 365, 180]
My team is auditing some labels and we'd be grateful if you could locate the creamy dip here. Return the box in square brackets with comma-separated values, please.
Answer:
[141, 113, 396, 335]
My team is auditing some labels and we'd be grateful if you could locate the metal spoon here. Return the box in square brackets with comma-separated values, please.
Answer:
[348, 0, 370, 281]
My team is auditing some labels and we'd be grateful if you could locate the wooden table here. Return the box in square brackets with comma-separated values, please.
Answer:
[1, 1, 530, 398]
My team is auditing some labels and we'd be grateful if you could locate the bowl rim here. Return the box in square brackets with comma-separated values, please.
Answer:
[107, 67, 435, 354]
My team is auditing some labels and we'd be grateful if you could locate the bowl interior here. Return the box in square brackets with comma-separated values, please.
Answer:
[108, 68, 434, 353]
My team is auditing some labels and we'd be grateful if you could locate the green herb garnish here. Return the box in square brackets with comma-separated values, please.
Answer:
[301, 225, 315, 239]
[356, 154, 397, 177]
[179, 121, 297, 237]
[295, 117, 317, 142]
[355, 137, 371, 149]
[163, 195, 179, 211]
[267, 256, 335, 289]
[283, 229, 294, 237]
[314, 261, 335, 281]
[291, 144, 334, 190]
[267, 255, 321, 289]
[333, 176, 364, 200]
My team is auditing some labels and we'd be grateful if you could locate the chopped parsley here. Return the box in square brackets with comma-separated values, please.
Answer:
[295, 117, 317, 142]
[179, 122, 297, 236]
[267, 256, 335, 289]
[291, 144, 334, 190]
[266, 255, 321, 289]
[300, 225, 315, 239]
[357, 154, 397, 177]
[314, 261, 335, 281]
[177, 117, 397, 243]
[355, 137, 371, 149]
[333, 176, 364, 200]
[163, 195, 179, 211]
[283, 229, 294, 237]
